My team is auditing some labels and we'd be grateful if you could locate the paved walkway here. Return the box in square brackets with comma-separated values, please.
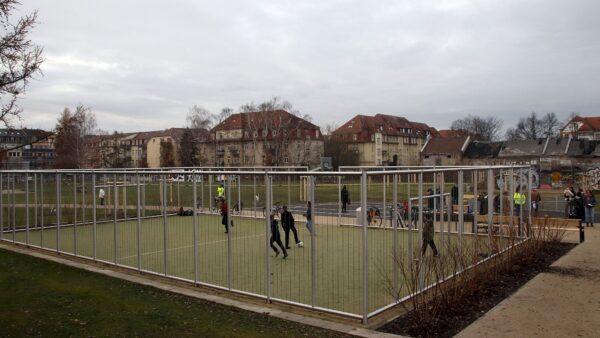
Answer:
[457, 225, 600, 338]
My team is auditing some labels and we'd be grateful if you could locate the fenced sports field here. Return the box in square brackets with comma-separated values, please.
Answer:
[0, 165, 532, 323]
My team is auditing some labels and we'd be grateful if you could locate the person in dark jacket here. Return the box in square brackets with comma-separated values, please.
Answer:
[584, 190, 596, 227]
[421, 214, 439, 256]
[270, 213, 288, 259]
[220, 198, 233, 233]
[341, 185, 350, 212]
[281, 205, 303, 248]
[573, 190, 585, 221]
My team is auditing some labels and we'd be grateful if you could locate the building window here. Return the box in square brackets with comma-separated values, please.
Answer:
[353, 134, 358, 141]
[262, 130, 268, 137]
[272, 130, 278, 137]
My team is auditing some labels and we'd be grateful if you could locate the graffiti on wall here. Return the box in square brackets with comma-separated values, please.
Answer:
[496, 168, 540, 191]
[584, 167, 600, 190]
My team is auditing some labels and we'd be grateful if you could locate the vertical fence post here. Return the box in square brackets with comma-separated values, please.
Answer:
[528, 166, 532, 238]
[473, 170, 478, 235]
[40, 174, 44, 247]
[25, 172, 29, 245]
[509, 167, 515, 236]
[162, 174, 168, 275]
[92, 172, 97, 260]
[193, 171, 199, 284]
[458, 170, 464, 258]
[0, 173, 3, 242]
[439, 171, 445, 258]
[73, 174, 77, 255]
[209, 175, 213, 211]
[227, 174, 232, 290]
[34, 173, 37, 230]
[55, 173, 60, 252]
[383, 175, 387, 226]
[124, 175, 128, 219]
[114, 173, 118, 264]
[360, 170, 368, 324]
[418, 171, 424, 290]
[253, 174, 257, 218]
[136, 172, 142, 272]
[310, 175, 317, 308]
[265, 173, 271, 303]
[337, 175, 341, 226]
[392, 173, 398, 297]
[11, 174, 15, 243]
[407, 176, 413, 265]
[82, 174, 85, 224]
[487, 169, 494, 237]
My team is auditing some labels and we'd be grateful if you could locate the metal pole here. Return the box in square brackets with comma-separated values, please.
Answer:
[11, 174, 15, 243]
[287, 170, 291, 210]
[408, 177, 413, 265]
[418, 172, 423, 260]
[56, 173, 60, 252]
[82, 174, 85, 223]
[92, 173, 97, 260]
[0, 174, 3, 242]
[163, 175, 168, 275]
[227, 175, 232, 290]
[123, 175, 127, 219]
[337, 176, 341, 226]
[392, 173, 398, 296]
[458, 170, 464, 257]
[439, 172, 445, 258]
[253, 174, 257, 217]
[34, 173, 37, 231]
[509, 167, 514, 233]
[193, 171, 199, 284]
[487, 169, 494, 237]
[113, 173, 118, 264]
[360, 171, 368, 324]
[473, 170, 478, 235]
[136, 172, 142, 271]
[25, 173, 29, 245]
[265, 174, 272, 302]
[41, 174, 44, 247]
[383, 175, 386, 227]
[527, 167, 532, 238]
[73, 174, 77, 256]
[310, 175, 317, 309]
[209, 175, 213, 211]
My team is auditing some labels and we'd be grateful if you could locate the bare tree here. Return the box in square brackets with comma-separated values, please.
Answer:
[186, 105, 213, 130]
[505, 112, 561, 140]
[0, 0, 43, 127]
[322, 123, 338, 136]
[450, 115, 502, 141]
[53, 105, 96, 168]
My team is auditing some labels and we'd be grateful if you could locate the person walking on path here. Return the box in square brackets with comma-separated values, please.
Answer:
[269, 213, 288, 259]
[220, 198, 233, 233]
[421, 214, 439, 256]
[575, 189, 586, 221]
[281, 205, 303, 249]
[98, 188, 105, 206]
[584, 190, 596, 227]
[303, 201, 313, 234]
[341, 185, 350, 213]
[531, 189, 542, 217]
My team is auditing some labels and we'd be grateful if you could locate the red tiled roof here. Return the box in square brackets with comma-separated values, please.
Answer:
[578, 116, 600, 132]
[332, 114, 438, 141]
[422, 136, 469, 155]
[211, 110, 323, 140]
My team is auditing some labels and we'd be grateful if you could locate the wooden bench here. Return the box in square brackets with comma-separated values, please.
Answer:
[474, 214, 520, 234]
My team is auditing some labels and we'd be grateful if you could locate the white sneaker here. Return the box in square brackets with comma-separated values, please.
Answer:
[297, 241, 304, 247]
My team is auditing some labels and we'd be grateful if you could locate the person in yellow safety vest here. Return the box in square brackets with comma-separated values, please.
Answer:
[217, 184, 225, 199]
[513, 186, 526, 215]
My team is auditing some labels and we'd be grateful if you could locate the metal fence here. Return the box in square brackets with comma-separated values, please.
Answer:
[0, 165, 532, 323]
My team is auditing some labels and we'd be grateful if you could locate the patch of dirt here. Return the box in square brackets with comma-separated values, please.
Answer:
[379, 242, 576, 338]
[547, 266, 600, 281]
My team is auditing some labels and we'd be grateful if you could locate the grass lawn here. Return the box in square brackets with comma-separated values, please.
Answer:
[0, 247, 350, 337]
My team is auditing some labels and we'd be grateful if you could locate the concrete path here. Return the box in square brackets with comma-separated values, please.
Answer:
[457, 225, 600, 338]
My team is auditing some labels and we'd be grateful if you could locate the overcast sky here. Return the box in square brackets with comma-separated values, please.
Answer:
[16, 0, 600, 134]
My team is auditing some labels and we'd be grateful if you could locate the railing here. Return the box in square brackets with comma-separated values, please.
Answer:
[0, 165, 532, 324]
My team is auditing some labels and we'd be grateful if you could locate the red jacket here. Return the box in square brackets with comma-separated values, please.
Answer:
[220, 201, 228, 214]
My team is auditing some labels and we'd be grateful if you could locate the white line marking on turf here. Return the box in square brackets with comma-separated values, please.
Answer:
[117, 233, 266, 261]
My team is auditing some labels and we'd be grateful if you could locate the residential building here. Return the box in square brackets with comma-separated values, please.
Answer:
[421, 136, 470, 166]
[561, 115, 600, 140]
[331, 114, 438, 166]
[202, 110, 324, 167]
[0, 129, 54, 169]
